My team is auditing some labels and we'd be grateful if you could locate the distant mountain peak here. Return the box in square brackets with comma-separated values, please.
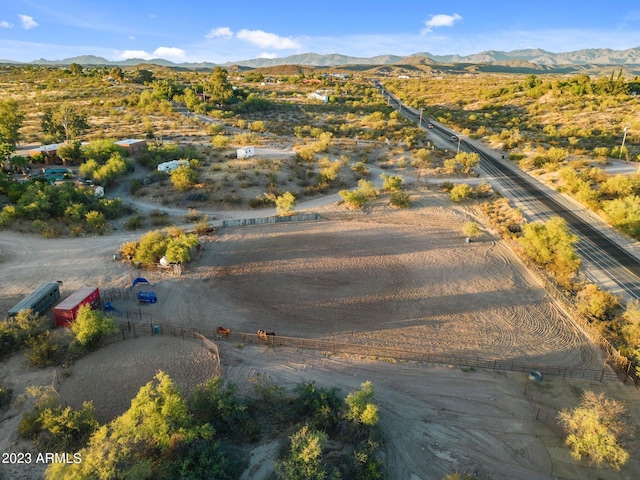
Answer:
[2, 46, 640, 69]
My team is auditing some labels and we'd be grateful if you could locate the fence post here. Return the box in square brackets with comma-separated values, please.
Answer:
[121, 324, 125, 340]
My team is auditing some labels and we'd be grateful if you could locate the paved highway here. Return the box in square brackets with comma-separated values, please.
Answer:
[374, 81, 640, 301]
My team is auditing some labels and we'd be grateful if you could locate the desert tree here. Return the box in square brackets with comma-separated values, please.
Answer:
[557, 391, 629, 470]
[275, 191, 297, 216]
[46, 371, 212, 480]
[463, 221, 482, 239]
[41, 104, 89, 143]
[621, 299, 640, 360]
[380, 173, 404, 192]
[164, 233, 199, 264]
[602, 195, 640, 238]
[208, 67, 235, 105]
[170, 165, 198, 191]
[70, 304, 116, 351]
[449, 183, 473, 202]
[276, 425, 327, 480]
[56, 141, 83, 166]
[345, 381, 379, 427]
[518, 216, 580, 286]
[0, 99, 25, 159]
[575, 283, 620, 321]
[68, 63, 83, 75]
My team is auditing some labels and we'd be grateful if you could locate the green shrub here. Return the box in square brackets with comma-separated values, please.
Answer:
[381, 173, 404, 192]
[25, 331, 66, 367]
[70, 305, 117, 351]
[449, 183, 473, 202]
[124, 215, 144, 231]
[463, 222, 482, 239]
[340, 190, 368, 209]
[390, 191, 410, 208]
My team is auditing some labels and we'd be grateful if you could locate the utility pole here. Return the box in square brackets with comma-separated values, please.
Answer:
[419, 108, 423, 127]
[457, 135, 462, 155]
[620, 124, 630, 161]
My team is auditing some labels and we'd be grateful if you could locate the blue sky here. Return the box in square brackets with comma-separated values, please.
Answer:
[1, 0, 640, 63]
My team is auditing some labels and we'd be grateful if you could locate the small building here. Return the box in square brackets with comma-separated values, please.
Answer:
[8, 282, 61, 318]
[28, 143, 64, 164]
[115, 139, 147, 155]
[307, 90, 330, 103]
[237, 146, 255, 159]
[53, 287, 100, 327]
[157, 159, 189, 173]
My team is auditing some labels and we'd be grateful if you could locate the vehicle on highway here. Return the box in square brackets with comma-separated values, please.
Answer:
[450, 135, 458, 142]
[427, 123, 434, 129]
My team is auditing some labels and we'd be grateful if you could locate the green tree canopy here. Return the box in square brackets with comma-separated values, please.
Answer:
[41, 104, 89, 143]
[345, 381, 379, 427]
[557, 391, 629, 470]
[276, 425, 327, 480]
[380, 173, 404, 192]
[46, 371, 212, 480]
[170, 165, 197, 192]
[275, 192, 297, 216]
[208, 67, 235, 105]
[0, 99, 25, 157]
[70, 304, 116, 350]
[519, 216, 581, 284]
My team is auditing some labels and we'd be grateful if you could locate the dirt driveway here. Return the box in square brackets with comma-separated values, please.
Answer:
[1, 188, 639, 480]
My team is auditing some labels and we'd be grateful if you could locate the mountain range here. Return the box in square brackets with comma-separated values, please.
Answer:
[2, 47, 640, 69]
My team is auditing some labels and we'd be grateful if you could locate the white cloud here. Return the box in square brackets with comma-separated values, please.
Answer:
[153, 46, 186, 59]
[114, 47, 186, 61]
[423, 13, 462, 33]
[206, 27, 233, 39]
[1, 20, 13, 28]
[18, 15, 38, 30]
[129, 36, 136, 40]
[116, 49, 152, 60]
[236, 29, 301, 49]
[259, 52, 277, 59]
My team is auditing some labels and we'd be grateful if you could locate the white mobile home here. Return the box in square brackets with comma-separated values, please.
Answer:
[157, 159, 189, 172]
[237, 146, 255, 159]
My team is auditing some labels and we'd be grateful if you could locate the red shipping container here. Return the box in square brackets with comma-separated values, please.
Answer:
[53, 287, 100, 327]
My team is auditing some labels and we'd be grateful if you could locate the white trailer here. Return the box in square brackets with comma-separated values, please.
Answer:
[236, 146, 255, 159]
[157, 159, 189, 172]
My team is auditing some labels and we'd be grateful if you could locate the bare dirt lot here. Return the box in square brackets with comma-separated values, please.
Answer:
[1, 188, 639, 480]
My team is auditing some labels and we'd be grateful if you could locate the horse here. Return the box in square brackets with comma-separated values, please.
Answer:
[257, 329, 275, 340]
[216, 326, 231, 337]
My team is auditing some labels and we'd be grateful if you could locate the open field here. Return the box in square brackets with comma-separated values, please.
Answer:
[2, 189, 639, 479]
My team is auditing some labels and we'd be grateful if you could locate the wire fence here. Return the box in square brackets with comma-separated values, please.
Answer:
[100, 320, 621, 383]
[222, 213, 321, 227]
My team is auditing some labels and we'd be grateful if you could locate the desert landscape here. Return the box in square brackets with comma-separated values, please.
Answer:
[1, 50, 640, 479]
[2, 186, 639, 480]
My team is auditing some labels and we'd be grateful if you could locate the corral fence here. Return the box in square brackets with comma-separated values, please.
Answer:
[99, 321, 221, 375]
[100, 288, 153, 323]
[504, 239, 639, 385]
[222, 213, 321, 228]
[100, 320, 620, 383]
[222, 331, 618, 382]
[523, 388, 565, 437]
